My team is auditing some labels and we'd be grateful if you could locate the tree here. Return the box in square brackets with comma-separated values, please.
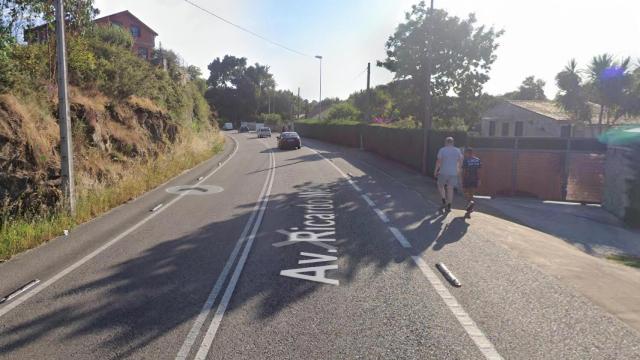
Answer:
[555, 59, 591, 122]
[378, 2, 503, 129]
[326, 102, 361, 121]
[505, 76, 547, 100]
[587, 54, 633, 126]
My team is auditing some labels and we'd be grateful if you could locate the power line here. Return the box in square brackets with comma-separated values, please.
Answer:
[351, 67, 368, 82]
[182, 0, 311, 58]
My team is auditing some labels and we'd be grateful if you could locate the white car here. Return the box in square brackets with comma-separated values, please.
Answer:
[257, 127, 272, 138]
[222, 122, 233, 131]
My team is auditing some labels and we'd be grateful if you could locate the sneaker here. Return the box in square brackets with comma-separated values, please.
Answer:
[464, 211, 471, 219]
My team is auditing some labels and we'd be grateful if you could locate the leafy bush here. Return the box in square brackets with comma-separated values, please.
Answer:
[89, 25, 133, 49]
[326, 102, 361, 121]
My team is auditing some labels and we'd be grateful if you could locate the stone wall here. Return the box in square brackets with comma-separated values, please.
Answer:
[603, 146, 633, 219]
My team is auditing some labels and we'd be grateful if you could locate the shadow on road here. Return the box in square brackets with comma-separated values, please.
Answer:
[0, 144, 470, 357]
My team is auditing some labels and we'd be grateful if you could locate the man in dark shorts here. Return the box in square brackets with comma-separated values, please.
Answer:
[461, 147, 481, 218]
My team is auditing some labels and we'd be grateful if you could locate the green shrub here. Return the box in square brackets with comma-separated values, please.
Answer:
[326, 102, 361, 121]
[67, 36, 97, 87]
[89, 25, 133, 49]
[259, 113, 283, 126]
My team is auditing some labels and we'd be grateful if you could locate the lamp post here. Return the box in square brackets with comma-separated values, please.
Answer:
[315, 55, 323, 117]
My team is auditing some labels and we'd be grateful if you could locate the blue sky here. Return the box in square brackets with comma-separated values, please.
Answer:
[94, 0, 640, 101]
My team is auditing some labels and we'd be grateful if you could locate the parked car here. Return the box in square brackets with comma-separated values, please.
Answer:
[258, 127, 272, 138]
[239, 125, 250, 133]
[278, 132, 302, 150]
[222, 122, 233, 131]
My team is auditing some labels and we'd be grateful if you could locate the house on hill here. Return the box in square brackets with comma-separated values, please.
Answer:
[481, 100, 640, 138]
[26, 10, 158, 61]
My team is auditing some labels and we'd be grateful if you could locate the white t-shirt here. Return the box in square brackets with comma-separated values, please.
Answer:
[437, 146, 462, 176]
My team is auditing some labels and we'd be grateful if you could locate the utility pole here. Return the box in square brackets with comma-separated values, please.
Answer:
[422, 0, 434, 174]
[365, 62, 371, 122]
[297, 87, 301, 121]
[315, 55, 323, 118]
[55, 0, 75, 214]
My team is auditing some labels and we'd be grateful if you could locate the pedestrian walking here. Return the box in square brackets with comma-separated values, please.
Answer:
[461, 147, 482, 218]
[434, 137, 462, 213]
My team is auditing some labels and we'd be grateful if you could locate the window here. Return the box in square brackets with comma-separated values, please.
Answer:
[111, 21, 122, 28]
[137, 47, 148, 59]
[130, 25, 141, 38]
[560, 125, 571, 138]
[489, 121, 496, 136]
[501, 122, 510, 137]
[515, 121, 524, 137]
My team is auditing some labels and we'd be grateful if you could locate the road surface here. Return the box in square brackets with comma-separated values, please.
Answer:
[1, 132, 639, 359]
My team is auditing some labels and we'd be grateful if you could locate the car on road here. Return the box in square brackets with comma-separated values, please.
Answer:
[222, 122, 233, 131]
[239, 125, 250, 133]
[258, 127, 272, 138]
[278, 132, 302, 150]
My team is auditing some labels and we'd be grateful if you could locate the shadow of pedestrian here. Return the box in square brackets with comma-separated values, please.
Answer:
[433, 217, 469, 251]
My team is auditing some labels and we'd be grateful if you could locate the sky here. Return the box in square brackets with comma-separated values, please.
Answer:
[94, 0, 640, 101]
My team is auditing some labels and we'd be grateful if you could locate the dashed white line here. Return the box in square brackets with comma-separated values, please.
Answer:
[374, 208, 390, 223]
[388, 227, 411, 248]
[0, 136, 240, 319]
[306, 142, 503, 360]
[361, 194, 376, 207]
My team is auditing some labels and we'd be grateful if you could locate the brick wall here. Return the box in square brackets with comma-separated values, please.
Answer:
[295, 123, 606, 203]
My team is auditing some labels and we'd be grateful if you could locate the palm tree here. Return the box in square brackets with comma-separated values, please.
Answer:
[588, 54, 614, 126]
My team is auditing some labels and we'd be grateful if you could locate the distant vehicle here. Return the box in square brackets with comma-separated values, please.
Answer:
[258, 127, 272, 138]
[222, 122, 233, 131]
[239, 125, 250, 133]
[256, 123, 265, 131]
[278, 132, 301, 150]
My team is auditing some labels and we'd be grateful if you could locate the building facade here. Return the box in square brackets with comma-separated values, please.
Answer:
[481, 101, 574, 138]
[26, 11, 158, 61]
[93, 11, 157, 60]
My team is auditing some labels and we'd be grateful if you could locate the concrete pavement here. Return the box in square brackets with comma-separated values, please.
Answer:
[0, 132, 639, 359]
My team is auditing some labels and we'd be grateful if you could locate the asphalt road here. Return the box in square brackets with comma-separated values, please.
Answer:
[1, 132, 639, 359]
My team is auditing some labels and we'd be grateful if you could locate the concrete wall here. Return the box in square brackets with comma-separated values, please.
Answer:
[603, 146, 633, 219]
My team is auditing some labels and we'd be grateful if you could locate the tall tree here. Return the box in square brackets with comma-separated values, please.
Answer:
[555, 59, 591, 122]
[378, 2, 503, 129]
[587, 54, 632, 126]
[505, 76, 547, 100]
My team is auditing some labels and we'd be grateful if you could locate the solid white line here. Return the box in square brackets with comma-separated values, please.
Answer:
[305, 142, 503, 360]
[193, 144, 276, 360]
[175, 140, 273, 360]
[0, 136, 240, 319]
[389, 227, 411, 248]
[411, 255, 502, 360]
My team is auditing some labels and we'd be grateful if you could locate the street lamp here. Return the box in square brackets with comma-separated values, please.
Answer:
[315, 55, 323, 118]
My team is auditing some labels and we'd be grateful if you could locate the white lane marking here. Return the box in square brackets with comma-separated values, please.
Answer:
[175, 141, 273, 360]
[374, 208, 390, 223]
[361, 194, 375, 207]
[305, 142, 503, 360]
[388, 227, 411, 248]
[151, 203, 164, 212]
[0, 135, 240, 319]
[307, 148, 362, 193]
[411, 256, 502, 360]
[193, 142, 276, 360]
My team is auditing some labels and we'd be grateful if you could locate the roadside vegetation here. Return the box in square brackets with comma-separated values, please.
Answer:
[0, 1, 222, 260]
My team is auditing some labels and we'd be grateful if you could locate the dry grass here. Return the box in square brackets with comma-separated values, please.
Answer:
[0, 94, 59, 167]
[127, 95, 166, 114]
[0, 132, 224, 261]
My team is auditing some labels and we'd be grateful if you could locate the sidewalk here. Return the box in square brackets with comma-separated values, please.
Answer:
[304, 138, 640, 332]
